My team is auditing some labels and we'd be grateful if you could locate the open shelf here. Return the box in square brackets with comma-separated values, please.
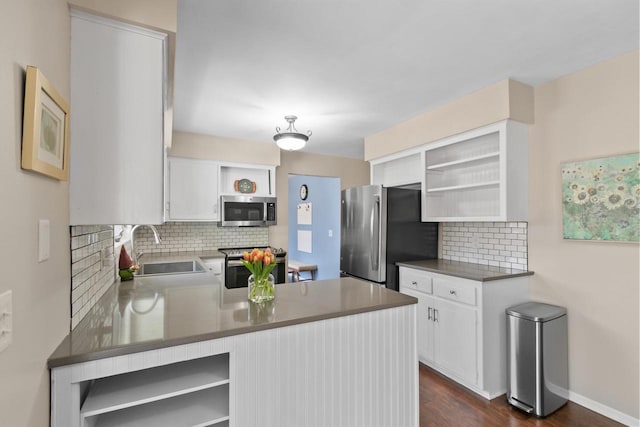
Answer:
[219, 165, 274, 196]
[423, 183, 501, 219]
[81, 354, 229, 417]
[426, 152, 499, 170]
[426, 181, 499, 193]
[84, 386, 230, 427]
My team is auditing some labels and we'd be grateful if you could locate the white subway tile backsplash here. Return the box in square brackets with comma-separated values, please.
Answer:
[70, 225, 115, 330]
[133, 222, 269, 254]
[441, 221, 528, 270]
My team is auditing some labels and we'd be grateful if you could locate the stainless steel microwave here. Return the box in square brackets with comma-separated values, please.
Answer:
[220, 195, 277, 227]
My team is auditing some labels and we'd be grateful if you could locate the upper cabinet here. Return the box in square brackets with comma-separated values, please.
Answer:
[422, 120, 528, 221]
[167, 157, 219, 221]
[69, 10, 170, 225]
[370, 120, 528, 222]
[370, 151, 422, 188]
[166, 157, 276, 222]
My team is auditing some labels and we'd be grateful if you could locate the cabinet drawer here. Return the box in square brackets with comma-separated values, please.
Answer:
[399, 267, 432, 294]
[433, 278, 476, 306]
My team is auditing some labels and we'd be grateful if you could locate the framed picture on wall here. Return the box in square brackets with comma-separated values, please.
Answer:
[561, 152, 639, 242]
[21, 65, 70, 180]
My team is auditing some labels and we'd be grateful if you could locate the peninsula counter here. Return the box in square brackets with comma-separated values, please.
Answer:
[49, 274, 418, 427]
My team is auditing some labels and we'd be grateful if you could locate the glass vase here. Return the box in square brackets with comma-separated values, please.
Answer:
[248, 273, 275, 303]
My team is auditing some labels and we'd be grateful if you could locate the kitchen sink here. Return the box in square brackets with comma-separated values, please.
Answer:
[137, 260, 206, 276]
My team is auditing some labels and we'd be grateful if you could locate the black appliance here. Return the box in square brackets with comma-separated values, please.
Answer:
[219, 246, 287, 289]
[340, 185, 438, 292]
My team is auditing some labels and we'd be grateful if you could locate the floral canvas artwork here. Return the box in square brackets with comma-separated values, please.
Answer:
[562, 153, 640, 242]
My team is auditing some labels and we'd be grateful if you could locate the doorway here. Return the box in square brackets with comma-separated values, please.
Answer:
[287, 175, 341, 281]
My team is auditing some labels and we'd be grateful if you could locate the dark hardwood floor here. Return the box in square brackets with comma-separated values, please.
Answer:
[419, 363, 623, 427]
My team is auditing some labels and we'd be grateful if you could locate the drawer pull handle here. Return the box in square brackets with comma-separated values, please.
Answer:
[411, 281, 417, 286]
[449, 290, 457, 295]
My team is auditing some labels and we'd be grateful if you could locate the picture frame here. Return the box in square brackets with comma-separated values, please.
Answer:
[561, 152, 639, 242]
[21, 66, 70, 180]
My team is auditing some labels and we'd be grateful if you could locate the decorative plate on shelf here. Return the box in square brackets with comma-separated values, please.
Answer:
[234, 178, 257, 193]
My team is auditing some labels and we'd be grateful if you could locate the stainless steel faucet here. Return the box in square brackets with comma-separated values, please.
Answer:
[131, 224, 162, 265]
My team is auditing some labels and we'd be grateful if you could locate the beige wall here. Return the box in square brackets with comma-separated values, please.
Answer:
[269, 151, 370, 249]
[69, 0, 177, 32]
[529, 50, 639, 419]
[0, 1, 71, 426]
[169, 131, 369, 250]
[171, 131, 281, 166]
[364, 79, 534, 160]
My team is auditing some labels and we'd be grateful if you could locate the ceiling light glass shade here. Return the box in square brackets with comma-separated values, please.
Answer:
[273, 115, 312, 151]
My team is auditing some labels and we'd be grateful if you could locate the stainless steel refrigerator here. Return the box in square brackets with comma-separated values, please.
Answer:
[340, 185, 438, 291]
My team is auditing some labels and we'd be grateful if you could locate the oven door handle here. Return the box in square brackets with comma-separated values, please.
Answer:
[227, 260, 246, 267]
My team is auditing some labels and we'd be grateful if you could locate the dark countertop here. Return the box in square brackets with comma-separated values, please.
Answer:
[48, 274, 415, 368]
[396, 259, 533, 282]
[138, 250, 226, 262]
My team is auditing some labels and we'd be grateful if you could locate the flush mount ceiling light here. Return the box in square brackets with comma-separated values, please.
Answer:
[273, 115, 312, 151]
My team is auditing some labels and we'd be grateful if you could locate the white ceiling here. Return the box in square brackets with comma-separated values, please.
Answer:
[174, 0, 639, 160]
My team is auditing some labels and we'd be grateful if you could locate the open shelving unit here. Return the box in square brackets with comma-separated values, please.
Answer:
[421, 120, 528, 222]
[219, 164, 275, 196]
[369, 120, 529, 222]
[80, 354, 230, 427]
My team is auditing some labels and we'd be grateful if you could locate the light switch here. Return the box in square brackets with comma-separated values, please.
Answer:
[0, 290, 12, 354]
[38, 219, 50, 262]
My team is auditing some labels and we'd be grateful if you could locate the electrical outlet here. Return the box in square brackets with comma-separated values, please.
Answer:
[0, 290, 13, 353]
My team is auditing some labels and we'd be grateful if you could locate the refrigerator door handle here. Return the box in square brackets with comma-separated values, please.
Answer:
[371, 196, 380, 271]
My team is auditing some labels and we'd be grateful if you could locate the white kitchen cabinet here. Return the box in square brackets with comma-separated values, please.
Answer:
[400, 277, 477, 386]
[200, 256, 225, 284]
[370, 150, 422, 188]
[167, 157, 219, 221]
[401, 287, 433, 363]
[368, 120, 528, 221]
[433, 297, 477, 385]
[70, 10, 169, 225]
[422, 120, 528, 221]
[399, 266, 528, 399]
[219, 163, 276, 196]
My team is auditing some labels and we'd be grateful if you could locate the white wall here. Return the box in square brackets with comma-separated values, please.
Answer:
[0, 1, 71, 426]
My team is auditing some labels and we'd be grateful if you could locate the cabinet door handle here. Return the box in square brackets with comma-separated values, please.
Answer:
[411, 281, 418, 286]
[434, 309, 439, 323]
[449, 290, 456, 295]
[428, 307, 432, 320]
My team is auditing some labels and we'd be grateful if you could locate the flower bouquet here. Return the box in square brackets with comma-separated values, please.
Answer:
[243, 248, 277, 303]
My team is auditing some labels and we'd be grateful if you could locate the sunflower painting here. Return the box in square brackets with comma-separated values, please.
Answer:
[561, 153, 640, 242]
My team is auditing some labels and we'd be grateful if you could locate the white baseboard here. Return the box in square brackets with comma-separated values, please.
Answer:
[569, 391, 639, 427]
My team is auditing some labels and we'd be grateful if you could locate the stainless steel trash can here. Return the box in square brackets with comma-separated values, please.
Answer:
[506, 302, 568, 417]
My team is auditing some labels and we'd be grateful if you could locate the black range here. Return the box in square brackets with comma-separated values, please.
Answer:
[218, 246, 287, 289]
